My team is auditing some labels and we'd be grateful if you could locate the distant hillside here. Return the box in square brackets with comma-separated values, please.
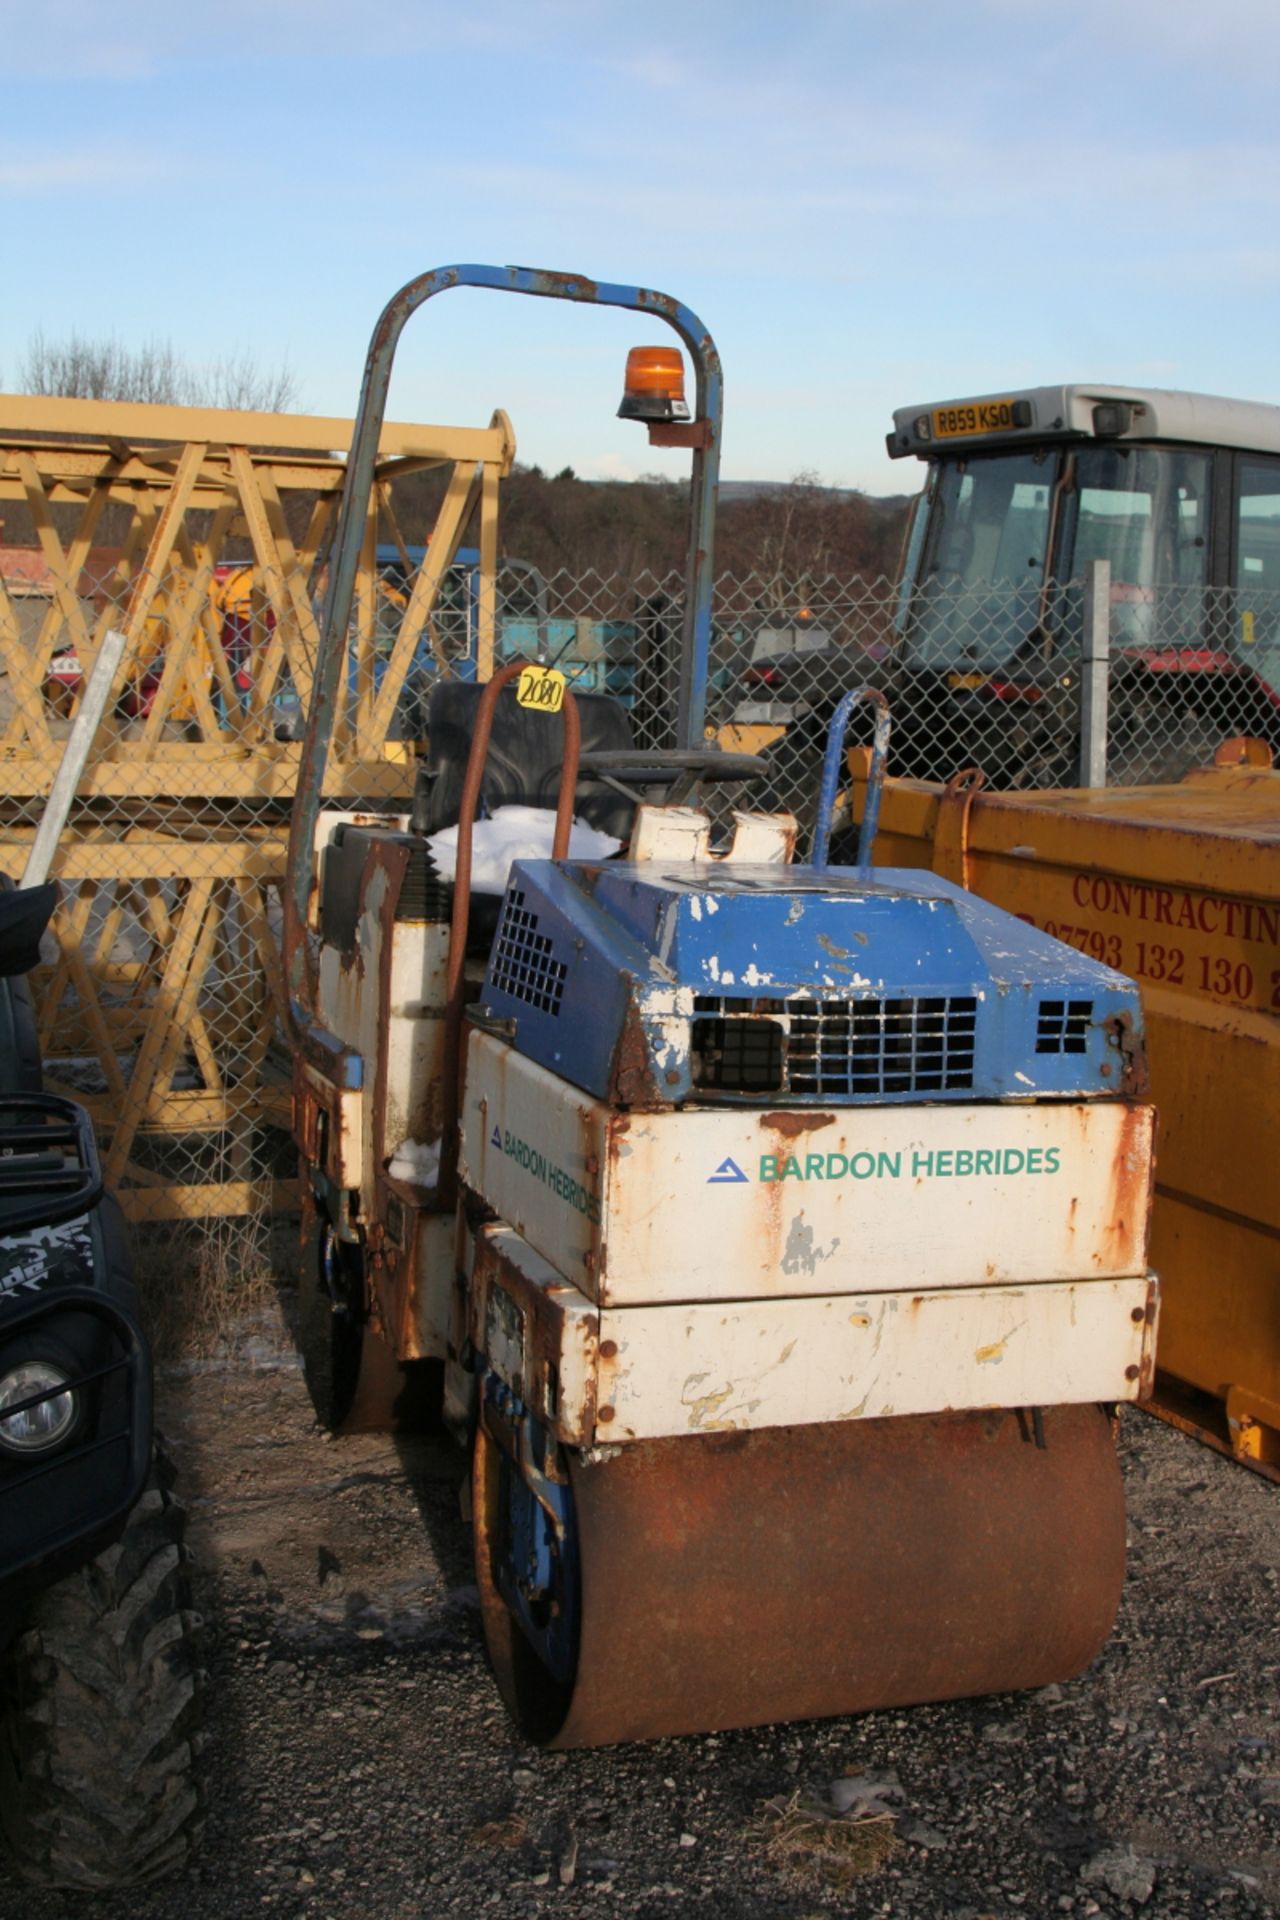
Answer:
[1, 455, 911, 590]
[482, 466, 910, 582]
[719, 479, 913, 510]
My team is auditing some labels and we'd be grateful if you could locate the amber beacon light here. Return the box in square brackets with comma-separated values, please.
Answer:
[617, 345, 690, 423]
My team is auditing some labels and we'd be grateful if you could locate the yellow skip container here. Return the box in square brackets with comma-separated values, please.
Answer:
[851, 745, 1280, 1480]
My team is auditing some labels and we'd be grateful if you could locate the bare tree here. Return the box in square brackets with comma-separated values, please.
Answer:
[18, 330, 300, 412]
[198, 350, 299, 413]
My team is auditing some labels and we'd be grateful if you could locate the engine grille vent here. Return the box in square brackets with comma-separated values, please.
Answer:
[690, 994, 977, 1096]
[691, 1013, 785, 1092]
[489, 890, 567, 1017]
[1036, 999, 1093, 1055]
[789, 995, 977, 1096]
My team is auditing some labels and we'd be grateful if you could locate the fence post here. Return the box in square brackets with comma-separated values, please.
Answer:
[1080, 559, 1111, 787]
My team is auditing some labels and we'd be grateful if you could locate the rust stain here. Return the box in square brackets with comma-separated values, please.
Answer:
[760, 1110, 835, 1137]
[610, 998, 663, 1109]
[1106, 1103, 1157, 1269]
[1137, 1276, 1160, 1400]
[552, 272, 602, 300]
[1106, 1009, 1151, 1099]
[753, 1161, 786, 1285]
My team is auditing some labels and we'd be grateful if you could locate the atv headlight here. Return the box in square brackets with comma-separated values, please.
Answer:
[0, 1361, 78, 1454]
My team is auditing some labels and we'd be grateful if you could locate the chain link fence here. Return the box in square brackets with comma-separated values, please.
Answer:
[3, 538, 1276, 1234]
[465, 559, 1280, 821]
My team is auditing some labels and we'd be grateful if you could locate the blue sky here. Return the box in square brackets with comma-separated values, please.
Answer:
[4, 0, 1278, 494]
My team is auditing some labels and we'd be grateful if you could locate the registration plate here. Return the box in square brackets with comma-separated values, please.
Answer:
[932, 400, 1019, 439]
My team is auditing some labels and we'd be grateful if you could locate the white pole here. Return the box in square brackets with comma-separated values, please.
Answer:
[21, 626, 130, 888]
[1080, 560, 1111, 788]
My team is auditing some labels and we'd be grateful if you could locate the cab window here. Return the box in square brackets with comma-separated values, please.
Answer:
[1234, 456, 1280, 691]
[1055, 446, 1209, 651]
[905, 451, 1055, 669]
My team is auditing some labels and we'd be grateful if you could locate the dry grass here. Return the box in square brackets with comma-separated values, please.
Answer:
[132, 1210, 288, 1363]
[746, 1790, 901, 1896]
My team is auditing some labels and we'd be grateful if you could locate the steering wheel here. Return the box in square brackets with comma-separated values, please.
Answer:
[571, 749, 766, 807]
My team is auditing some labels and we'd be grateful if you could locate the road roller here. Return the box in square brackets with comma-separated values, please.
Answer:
[283, 266, 1158, 1747]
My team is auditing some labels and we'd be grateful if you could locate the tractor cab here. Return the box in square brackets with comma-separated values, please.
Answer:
[887, 383, 1280, 778]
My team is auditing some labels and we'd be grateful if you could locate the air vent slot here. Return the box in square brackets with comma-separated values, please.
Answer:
[489, 890, 567, 1017]
[1036, 999, 1093, 1054]
[692, 1015, 784, 1092]
[689, 994, 976, 1097]
[788, 995, 977, 1096]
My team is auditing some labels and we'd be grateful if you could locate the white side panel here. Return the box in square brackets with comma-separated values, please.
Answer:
[596, 1278, 1155, 1440]
[461, 1033, 1153, 1308]
[461, 1033, 600, 1286]
[381, 922, 450, 1180]
[601, 1100, 1151, 1305]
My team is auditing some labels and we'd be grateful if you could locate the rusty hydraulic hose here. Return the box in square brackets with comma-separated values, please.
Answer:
[439, 664, 582, 1202]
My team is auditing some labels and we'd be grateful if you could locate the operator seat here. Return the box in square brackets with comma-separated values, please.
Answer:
[419, 679, 637, 840]
[415, 680, 638, 954]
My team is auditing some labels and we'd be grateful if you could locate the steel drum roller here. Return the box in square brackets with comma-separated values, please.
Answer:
[474, 1401, 1125, 1748]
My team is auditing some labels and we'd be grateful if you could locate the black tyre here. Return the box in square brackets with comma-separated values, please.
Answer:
[297, 1212, 366, 1431]
[297, 1213, 441, 1434]
[0, 1459, 204, 1888]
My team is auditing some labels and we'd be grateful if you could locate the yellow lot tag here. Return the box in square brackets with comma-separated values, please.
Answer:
[516, 665, 567, 713]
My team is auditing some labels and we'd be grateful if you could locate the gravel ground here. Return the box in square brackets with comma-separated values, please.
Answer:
[7, 1339, 1279, 1920]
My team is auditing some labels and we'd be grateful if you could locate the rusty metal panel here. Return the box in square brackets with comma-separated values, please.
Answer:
[474, 1404, 1127, 1748]
[469, 1224, 599, 1446]
[467, 1217, 1154, 1443]
[295, 1058, 363, 1191]
[858, 755, 1280, 1477]
[595, 1275, 1155, 1440]
[461, 1030, 1153, 1306]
